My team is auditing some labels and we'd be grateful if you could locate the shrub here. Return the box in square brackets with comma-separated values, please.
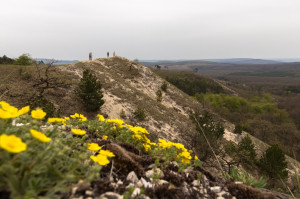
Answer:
[120, 109, 126, 119]
[13, 54, 34, 65]
[161, 82, 168, 92]
[156, 89, 162, 102]
[234, 124, 243, 134]
[76, 69, 104, 112]
[133, 107, 146, 121]
[29, 96, 57, 119]
[237, 135, 257, 167]
[259, 144, 288, 180]
[190, 111, 224, 160]
[0, 55, 14, 64]
[226, 167, 267, 188]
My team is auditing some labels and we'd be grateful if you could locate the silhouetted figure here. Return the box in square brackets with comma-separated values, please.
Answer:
[107, 52, 109, 57]
[89, 52, 92, 60]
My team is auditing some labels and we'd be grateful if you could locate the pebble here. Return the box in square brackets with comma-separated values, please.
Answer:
[85, 190, 93, 196]
[97, 192, 123, 199]
[126, 171, 139, 184]
[131, 188, 140, 198]
[141, 177, 153, 188]
[145, 168, 164, 178]
[210, 186, 222, 193]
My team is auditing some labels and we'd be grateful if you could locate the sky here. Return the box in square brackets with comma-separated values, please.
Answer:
[1, 0, 300, 60]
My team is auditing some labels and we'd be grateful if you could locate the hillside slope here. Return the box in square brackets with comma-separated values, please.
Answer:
[1, 57, 300, 198]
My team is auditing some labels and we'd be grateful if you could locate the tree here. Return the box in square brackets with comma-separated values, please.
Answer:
[0, 55, 14, 64]
[154, 65, 161, 70]
[76, 69, 104, 112]
[237, 135, 257, 167]
[14, 54, 34, 65]
[259, 144, 288, 180]
[190, 111, 225, 161]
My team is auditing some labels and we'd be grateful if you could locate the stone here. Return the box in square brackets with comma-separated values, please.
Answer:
[210, 186, 222, 193]
[126, 183, 134, 189]
[97, 192, 123, 199]
[116, 180, 123, 186]
[138, 194, 150, 199]
[234, 181, 243, 184]
[131, 188, 140, 198]
[183, 166, 194, 173]
[192, 180, 201, 187]
[218, 191, 228, 197]
[126, 171, 138, 184]
[145, 168, 164, 178]
[136, 180, 143, 188]
[141, 177, 153, 189]
[85, 190, 93, 195]
[147, 164, 156, 170]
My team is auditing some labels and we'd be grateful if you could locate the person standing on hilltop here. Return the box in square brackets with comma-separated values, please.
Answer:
[89, 52, 92, 60]
[107, 52, 109, 57]
[113, 51, 116, 56]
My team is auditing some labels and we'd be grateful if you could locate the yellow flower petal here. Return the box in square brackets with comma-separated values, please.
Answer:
[0, 134, 27, 153]
[71, 128, 86, 135]
[31, 109, 47, 120]
[88, 143, 102, 151]
[99, 149, 115, 158]
[102, 135, 108, 140]
[30, 129, 51, 143]
[90, 154, 110, 166]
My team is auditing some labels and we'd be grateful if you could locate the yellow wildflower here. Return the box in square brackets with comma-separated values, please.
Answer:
[79, 114, 87, 121]
[48, 117, 65, 123]
[0, 134, 27, 153]
[90, 154, 110, 166]
[132, 134, 143, 141]
[178, 151, 192, 164]
[97, 114, 105, 122]
[143, 144, 151, 152]
[88, 143, 102, 151]
[70, 113, 79, 118]
[31, 109, 47, 120]
[195, 155, 198, 160]
[99, 149, 115, 157]
[18, 106, 30, 115]
[102, 135, 108, 140]
[30, 129, 51, 143]
[106, 119, 124, 128]
[0, 101, 29, 119]
[71, 129, 86, 135]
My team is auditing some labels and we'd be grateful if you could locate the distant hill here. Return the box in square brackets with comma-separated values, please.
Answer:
[201, 58, 281, 64]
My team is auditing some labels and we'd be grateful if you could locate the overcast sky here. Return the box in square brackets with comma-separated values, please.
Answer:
[1, 0, 300, 60]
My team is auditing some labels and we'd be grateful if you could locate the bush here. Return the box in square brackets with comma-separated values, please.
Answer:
[190, 111, 224, 160]
[234, 124, 243, 134]
[226, 167, 267, 188]
[237, 135, 257, 167]
[156, 89, 162, 102]
[259, 144, 288, 180]
[161, 82, 168, 92]
[29, 96, 57, 119]
[13, 54, 34, 65]
[76, 69, 104, 112]
[120, 109, 126, 119]
[0, 55, 14, 64]
[133, 107, 146, 121]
